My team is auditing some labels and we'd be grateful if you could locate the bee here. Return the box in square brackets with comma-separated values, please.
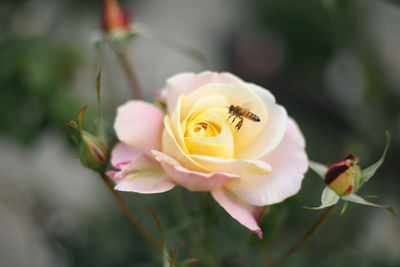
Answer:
[227, 104, 260, 130]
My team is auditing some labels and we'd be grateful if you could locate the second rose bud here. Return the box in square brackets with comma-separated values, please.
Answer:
[324, 154, 361, 195]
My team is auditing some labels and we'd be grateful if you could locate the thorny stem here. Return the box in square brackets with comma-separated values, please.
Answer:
[100, 173, 160, 249]
[116, 50, 144, 99]
[262, 204, 336, 266]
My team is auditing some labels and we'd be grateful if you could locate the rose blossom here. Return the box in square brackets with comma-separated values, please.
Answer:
[107, 71, 308, 238]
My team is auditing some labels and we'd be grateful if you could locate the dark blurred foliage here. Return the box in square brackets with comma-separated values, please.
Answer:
[0, 0, 88, 145]
[0, 0, 399, 267]
[0, 37, 83, 144]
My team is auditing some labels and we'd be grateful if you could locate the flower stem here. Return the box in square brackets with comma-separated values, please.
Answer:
[273, 204, 336, 266]
[100, 173, 160, 249]
[116, 50, 144, 99]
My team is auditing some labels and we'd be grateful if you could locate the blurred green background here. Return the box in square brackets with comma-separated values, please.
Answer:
[0, 0, 399, 266]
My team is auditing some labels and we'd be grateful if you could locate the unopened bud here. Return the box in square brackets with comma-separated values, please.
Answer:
[324, 154, 360, 195]
[79, 130, 109, 172]
[101, 0, 133, 36]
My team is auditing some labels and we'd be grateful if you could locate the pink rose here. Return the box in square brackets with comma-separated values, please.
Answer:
[107, 71, 308, 238]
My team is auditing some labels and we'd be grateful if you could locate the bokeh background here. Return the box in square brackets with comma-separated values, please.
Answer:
[1, 0, 399, 266]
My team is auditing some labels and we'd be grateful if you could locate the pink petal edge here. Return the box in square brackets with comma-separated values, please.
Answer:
[106, 170, 118, 181]
[114, 174, 175, 194]
[110, 142, 141, 168]
[114, 101, 164, 156]
[152, 150, 240, 191]
[212, 188, 263, 239]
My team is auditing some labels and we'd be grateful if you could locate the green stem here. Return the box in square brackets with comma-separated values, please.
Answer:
[116, 50, 144, 99]
[259, 252, 276, 266]
[100, 173, 160, 249]
[273, 204, 336, 266]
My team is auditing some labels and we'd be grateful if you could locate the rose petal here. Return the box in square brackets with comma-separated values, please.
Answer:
[180, 94, 234, 158]
[110, 149, 162, 180]
[106, 170, 118, 181]
[185, 113, 234, 158]
[111, 142, 141, 168]
[114, 101, 164, 156]
[226, 118, 308, 206]
[115, 167, 175, 194]
[165, 71, 242, 115]
[162, 116, 210, 172]
[110, 149, 175, 194]
[212, 188, 263, 238]
[152, 150, 240, 191]
[169, 94, 187, 153]
[236, 83, 288, 159]
[190, 155, 271, 175]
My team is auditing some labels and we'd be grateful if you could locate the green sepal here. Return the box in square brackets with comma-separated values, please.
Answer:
[304, 186, 339, 210]
[65, 120, 78, 130]
[341, 194, 397, 216]
[352, 163, 362, 193]
[341, 201, 349, 214]
[308, 160, 328, 180]
[77, 105, 88, 131]
[359, 131, 390, 187]
[154, 101, 167, 115]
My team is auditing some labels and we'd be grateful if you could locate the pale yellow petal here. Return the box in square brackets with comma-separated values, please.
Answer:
[162, 116, 209, 172]
[185, 113, 234, 158]
[235, 83, 288, 159]
[190, 154, 271, 175]
[169, 94, 187, 153]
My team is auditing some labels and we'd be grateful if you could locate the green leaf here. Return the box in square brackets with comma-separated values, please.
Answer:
[341, 194, 397, 216]
[341, 201, 349, 214]
[308, 160, 328, 179]
[360, 131, 390, 186]
[304, 186, 339, 210]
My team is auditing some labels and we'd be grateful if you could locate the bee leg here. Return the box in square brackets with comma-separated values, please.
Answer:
[232, 116, 236, 123]
[236, 118, 243, 131]
[227, 115, 232, 122]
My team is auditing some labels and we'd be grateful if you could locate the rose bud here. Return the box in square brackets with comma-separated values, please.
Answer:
[79, 130, 109, 172]
[67, 105, 109, 173]
[101, 0, 133, 36]
[324, 154, 360, 195]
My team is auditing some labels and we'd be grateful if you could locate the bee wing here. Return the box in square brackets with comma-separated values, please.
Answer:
[241, 101, 254, 111]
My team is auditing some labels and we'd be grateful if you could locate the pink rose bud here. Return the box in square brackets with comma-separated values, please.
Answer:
[324, 154, 359, 195]
[67, 105, 110, 173]
[79, 130, 109, 172]
[101, 0, 133, 34]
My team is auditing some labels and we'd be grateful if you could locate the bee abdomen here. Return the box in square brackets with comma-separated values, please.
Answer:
[244, 111, 260, 122]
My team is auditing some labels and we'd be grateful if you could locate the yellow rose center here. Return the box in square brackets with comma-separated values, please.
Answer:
[185, 111, 221, 138]
[182, 105, 234, 159]
[166, 84, 268, 163]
